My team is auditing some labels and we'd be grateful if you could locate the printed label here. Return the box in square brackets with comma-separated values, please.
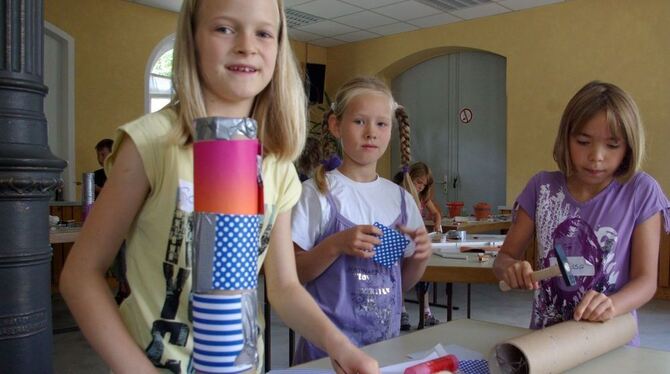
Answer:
[178, 179, 194, 213]
[550, 256, 595, 276]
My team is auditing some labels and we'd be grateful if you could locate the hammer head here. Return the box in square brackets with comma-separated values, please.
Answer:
[554, 244, 576, 287]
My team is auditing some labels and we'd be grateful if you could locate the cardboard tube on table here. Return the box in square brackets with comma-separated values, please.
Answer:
[489, 313, 637, 374]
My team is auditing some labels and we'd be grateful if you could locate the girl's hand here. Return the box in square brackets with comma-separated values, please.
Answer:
[504, 260, 539, 290]
[574, 290, 616, 322]
[330, 343, 380, 374]
[399, 226, 432, 261]
[329, 225, 381, 258]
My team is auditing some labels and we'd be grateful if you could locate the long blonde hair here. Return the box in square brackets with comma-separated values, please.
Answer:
[553, 81, 644, 183]
[168, 0, 306, 161]
[314, 77, 420, 206]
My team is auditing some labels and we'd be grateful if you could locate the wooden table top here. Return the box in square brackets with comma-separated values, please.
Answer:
[49, 226, 81, 244]
[425, 218, 512, 234]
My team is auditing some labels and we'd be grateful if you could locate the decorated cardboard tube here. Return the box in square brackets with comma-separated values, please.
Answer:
[489, 313, 637, 374]
[192, 117, 263, 373]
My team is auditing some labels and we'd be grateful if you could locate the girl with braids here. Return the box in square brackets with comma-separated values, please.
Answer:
[291, 76, 431, 364]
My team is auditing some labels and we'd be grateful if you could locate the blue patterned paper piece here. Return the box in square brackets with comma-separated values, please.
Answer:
[212, 215, 260, 290]
[371, 222, 409, 268]
[458, 359, 490, 374]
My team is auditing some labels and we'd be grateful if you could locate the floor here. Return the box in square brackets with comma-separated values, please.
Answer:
[52, 282, 670, 373]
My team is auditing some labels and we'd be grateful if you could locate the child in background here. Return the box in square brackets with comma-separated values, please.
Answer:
[394, 161, 442, 329]
[93, 138, 113, 198]
[60, 1, 377, 373]
[291, 76, 432, 364]
[93, 138, 131, 304]
[494, 81, 669, 343]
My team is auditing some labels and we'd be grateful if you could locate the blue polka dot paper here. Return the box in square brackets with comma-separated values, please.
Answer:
[212, 214, 260, 290]
[372, 222, 409, 268]
[458, 359, 490, 374]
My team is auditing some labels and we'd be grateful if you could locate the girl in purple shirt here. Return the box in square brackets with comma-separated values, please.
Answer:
[291, 77, 432, 363]
[494, 81, 669, 341]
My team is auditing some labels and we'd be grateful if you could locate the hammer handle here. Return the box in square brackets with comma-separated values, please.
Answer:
[499, 265, 561, 292]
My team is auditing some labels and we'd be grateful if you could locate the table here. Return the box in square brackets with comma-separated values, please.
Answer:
[49, 226, 81, 244]
[417, 219, 510, 327]
[295, 319, 670, 373]
[425, 218, 512, 234]
[49, 225, 81, 291]
[417, 254, 497, 328]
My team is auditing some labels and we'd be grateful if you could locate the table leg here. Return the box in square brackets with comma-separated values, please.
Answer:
[289, 329, 295, 366]
[417, 282, 427, 330]
[467, 283, 471, 319]
[446, 282, 453, 321]
[264, 277, 271, 372]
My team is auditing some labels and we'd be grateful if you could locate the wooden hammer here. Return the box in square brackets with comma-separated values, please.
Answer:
[499, 243, 576, 291]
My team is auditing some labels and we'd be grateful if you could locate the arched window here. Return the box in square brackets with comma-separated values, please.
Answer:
[145, 34, 175, 113]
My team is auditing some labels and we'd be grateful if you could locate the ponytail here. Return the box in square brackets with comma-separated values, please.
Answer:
[314, 109, 340, 194]
[395, 106, 421, 207]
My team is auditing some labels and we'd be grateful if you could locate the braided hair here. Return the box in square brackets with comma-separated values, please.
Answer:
[395, 105, 421, 207]
[314, 108, 341, 193]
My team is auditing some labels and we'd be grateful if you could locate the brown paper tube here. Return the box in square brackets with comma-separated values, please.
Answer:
[489, 313, 637, 374]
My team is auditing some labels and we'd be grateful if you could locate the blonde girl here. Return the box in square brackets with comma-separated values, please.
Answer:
[494, 81, 669, 344]
[60, 1, 378, 373]
[291, 76, 432, 363]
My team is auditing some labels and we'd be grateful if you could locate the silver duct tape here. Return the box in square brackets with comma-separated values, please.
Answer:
[82, 172, 95, 204]
[193, 212, 261, 293]
[194, 117, 257, 141]
[193, 212, 216, 293]
[192, 290, 259, 372]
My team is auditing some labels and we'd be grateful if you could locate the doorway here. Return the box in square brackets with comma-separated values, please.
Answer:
[44, 22, 75, 201]
[391, 50, 506, 216]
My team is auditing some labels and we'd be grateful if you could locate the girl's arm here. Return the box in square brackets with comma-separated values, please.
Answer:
[425, 199, 442, 232]
[575, 212, 661, 322]
[293, 225, 380, 284]
[60, 137, 157, 373]
[493, 208, 538, 290]
[399, 226, 431, 291]
[267, 212, 379, 373]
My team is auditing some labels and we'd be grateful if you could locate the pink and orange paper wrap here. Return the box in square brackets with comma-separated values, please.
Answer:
[194, 139, 261, 215]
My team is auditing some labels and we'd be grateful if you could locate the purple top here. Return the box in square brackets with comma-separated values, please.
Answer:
[293, 187, 408, 364]
[515, 171, 669, 344]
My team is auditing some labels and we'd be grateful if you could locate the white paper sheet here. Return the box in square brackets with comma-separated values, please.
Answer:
[267, 344, 485, 374]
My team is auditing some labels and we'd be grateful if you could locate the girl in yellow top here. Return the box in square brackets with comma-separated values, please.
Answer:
[60, 0, 378, 373]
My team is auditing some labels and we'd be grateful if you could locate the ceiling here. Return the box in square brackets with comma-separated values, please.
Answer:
[127, 0, 564, 47]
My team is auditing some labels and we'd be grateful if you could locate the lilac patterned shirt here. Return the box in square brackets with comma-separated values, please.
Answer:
[515, 171, 669, 343]
[293, 187, 408, 364]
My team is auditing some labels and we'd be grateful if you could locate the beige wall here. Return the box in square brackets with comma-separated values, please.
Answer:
[45, 0, 670, 203]
[324, 0, 670, 202]
[45, 0, 327, 197]
[45, 0, 177, 191]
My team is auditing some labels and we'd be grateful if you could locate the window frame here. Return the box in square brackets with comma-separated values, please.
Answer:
[145, 33, 176, 113]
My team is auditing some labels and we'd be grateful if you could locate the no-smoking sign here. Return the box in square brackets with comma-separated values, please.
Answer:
[459, 108, 473, 124]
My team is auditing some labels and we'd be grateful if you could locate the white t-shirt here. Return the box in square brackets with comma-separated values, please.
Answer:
[292, 169, 424, 254]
